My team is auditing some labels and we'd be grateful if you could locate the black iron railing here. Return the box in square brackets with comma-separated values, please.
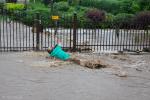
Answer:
[0, 9, 150, 52]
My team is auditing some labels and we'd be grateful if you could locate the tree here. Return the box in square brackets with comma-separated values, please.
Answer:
[137, 0, 150, 10]
[119, 0, 133, 13]
[42, 0, 51, 6]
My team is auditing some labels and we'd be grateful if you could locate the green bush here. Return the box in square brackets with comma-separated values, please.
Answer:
[28, 2, 48, 10]
[42, 0, 54, 6]
[67, 6, 88, 16]
[53, 1, 69, 11]
[0, 3, 4, 9]
[137, 0, 150, 10]
[55, 0, 67, 2]
[113, 13, 135, 27]
[26, 10, 50, 27]
[80, 0, 120, 14]
[10, 8, 51, 27]
[131, 2, 140, 13]
[79, 0, 148, 14]
[106, 13, 115, 22]
[29, 0, 41, 3]
[9, 2, 71, 28]
[134, 11, 150, 27]
[86, 8, 106, 22]
[5, 1, 150, 29]
[98, 0, 120, 14]
[22, 2, 51, 27]
[104, 13, 115, 27]
[119, 0, 133, 13]
[80, 0, 100, 8]
[4, 3, 25, 11]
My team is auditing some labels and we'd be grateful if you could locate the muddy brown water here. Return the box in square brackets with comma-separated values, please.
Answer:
[0, 52, 150, 100]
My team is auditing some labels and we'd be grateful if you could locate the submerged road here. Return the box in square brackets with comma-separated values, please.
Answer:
[0, 52, 150, 100]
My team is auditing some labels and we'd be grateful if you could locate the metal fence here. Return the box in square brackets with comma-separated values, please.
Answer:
[0, 9, 74, 52]
[0, 9, 35, 51]
[76, 21, 150, 52]
[0, 9, 150, 52]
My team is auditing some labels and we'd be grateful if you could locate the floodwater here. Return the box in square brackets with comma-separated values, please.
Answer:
[0, 52, 150, 100]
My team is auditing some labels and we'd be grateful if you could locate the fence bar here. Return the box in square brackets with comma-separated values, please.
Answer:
[72, 13, 77, 51]
[0, 17, 1, 51]
[35, 12, 40, 51]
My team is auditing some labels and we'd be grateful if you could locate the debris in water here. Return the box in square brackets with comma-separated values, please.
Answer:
[136, 68, 143, 72]
[114, 71, 128, 77]
[16, 60, 24, 63]
[30, 60, 72, 67]
[111, 55, 129, 61]
[70, 53, 107, 69]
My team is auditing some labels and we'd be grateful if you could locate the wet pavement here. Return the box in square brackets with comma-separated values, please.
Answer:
[0, 52, 150, 100]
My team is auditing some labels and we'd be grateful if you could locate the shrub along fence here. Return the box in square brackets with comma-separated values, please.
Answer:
[0, 9, 150, 52]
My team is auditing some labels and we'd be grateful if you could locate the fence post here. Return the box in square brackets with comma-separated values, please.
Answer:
[148, 25, 150, 48]
[72, 13, 77, 51]
[35, 12, 40, 51]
